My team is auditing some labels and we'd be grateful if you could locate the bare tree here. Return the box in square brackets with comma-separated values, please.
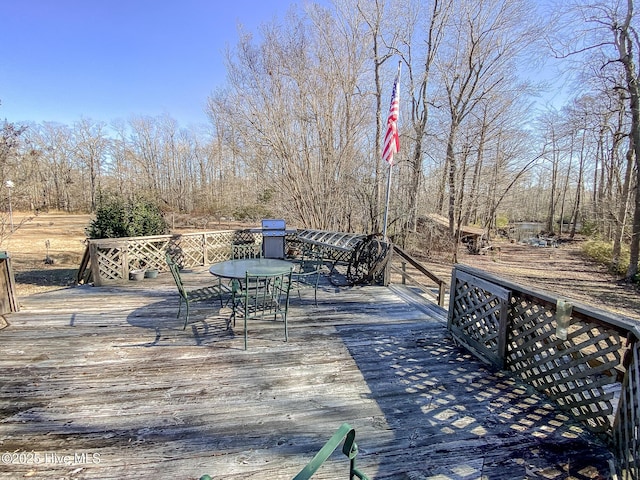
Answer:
[438, 0, 543, 241]
[72, 117, 109, 211]
[549, 0, 640, 278]
[613, 1, 640, 278]
[353, 0, 399, 232]
[212, 5, 370, 230]
[0, 120, 26, 175]
[127, 116, 162, 197]
[0, 118, 27, 242]
[393, 0, 452, 233]
[25, 122, 80, 211]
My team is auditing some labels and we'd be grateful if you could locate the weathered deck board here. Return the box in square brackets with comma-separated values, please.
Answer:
[0, 268, 614, 479]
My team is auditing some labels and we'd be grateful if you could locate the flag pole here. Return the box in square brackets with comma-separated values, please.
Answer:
[382, 61, 401, 241]
[382, 162, 393, 240]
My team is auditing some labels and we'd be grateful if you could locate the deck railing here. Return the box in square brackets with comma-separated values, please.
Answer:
[84, 234, 640, 475]
[390, 245, 446, 306]
[86, 230, 268, 285]
[84, 228, 396, 288]
[0, 251, 18, 313]
[85, 229, 385, 286]
[448, 263, 639, 479]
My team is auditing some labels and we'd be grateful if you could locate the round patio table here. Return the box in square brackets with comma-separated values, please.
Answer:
[210, 258, 294, 332]
[209, 258, 293, 279]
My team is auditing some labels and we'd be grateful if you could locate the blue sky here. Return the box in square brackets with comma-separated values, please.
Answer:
[0, 0, 302, 127]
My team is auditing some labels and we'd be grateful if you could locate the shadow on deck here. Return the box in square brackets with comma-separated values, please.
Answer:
[0, 268, 614, 479]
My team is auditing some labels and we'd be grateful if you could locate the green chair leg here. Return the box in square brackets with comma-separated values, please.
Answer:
[183, 299, 190, 330]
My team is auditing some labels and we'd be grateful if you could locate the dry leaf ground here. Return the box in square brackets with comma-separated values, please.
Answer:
[3, 212, 90, 299]
[452, 238, 640, 320]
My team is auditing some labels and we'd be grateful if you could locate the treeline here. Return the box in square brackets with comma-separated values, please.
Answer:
[1, 0, 640, 275]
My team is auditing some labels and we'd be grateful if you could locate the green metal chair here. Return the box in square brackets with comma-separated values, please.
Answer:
[165, 253, 230, 329]
[232, 242, 261, 259]
[293, 423, 369, 480]
[236, 269, 292, 350]
[199, 423, 369, 480]
[290, 250, 324, 305]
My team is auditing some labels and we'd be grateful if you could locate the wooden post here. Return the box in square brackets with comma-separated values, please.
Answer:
[438, 281, 446, 307]
[0, 252, 18, 313]
[556, 299, 573, 340]
[88, 242, 102, 287]
[382, 242, 393, 286]
[496, 298, 510, 370]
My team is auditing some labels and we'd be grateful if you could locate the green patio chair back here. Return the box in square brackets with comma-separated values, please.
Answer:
[165, 253, 230, 329]
[291, 250, 324, 305]
[232, 242, 261, 259]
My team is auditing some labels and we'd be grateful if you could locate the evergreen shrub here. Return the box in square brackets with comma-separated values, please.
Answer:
[86, 195, 168, 239]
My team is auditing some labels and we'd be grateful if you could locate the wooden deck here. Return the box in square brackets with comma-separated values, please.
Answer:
[0, 267, 615, 479]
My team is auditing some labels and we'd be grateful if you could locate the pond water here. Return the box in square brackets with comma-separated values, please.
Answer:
[508, 222, 544, 241]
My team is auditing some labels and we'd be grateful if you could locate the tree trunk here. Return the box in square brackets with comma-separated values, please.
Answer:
[616, 0, 640, 279]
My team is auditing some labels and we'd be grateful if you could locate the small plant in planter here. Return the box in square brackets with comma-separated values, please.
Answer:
[129, 269, 145, 281]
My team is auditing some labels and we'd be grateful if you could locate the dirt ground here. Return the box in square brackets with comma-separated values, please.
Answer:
[3, 212, 639, 321]
[442, 238, 640, 320]
[3, 212, 91, 299]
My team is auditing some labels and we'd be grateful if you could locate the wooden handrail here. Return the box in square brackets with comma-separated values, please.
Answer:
[391, 245, 447, 306]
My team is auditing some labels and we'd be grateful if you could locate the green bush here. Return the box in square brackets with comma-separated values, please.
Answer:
[86, 196, 168, 239]
[580, 220, 598, 237]
[495, 215, 509, 229]
[582, 239, 630, 275]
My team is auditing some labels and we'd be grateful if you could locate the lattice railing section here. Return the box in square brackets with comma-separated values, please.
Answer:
[613, 333, 640, 480]
[88, 231, 251, 285]
[506, 293, 624, 434]
[448, 269, 510, 367]
[127, 236, 173, 271]
[205, 231, 236, 264]
[448, 264, 639, 478]
[90, 243, 127, 282]
[172, 234, 206, 267]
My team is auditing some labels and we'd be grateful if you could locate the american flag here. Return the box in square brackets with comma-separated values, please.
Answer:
[382, 67, 400, 166]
